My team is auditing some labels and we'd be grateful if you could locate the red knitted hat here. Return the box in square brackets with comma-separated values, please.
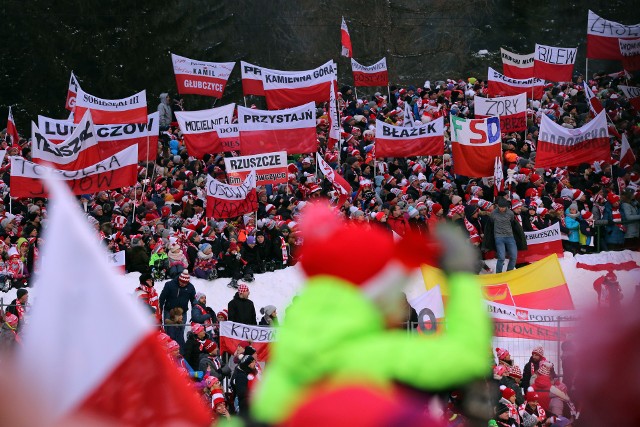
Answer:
[500, 385, 516, 400]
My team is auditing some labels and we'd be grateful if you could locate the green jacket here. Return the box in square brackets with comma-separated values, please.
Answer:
[149, 252, 168, 266]
[251, 272, 492, 423]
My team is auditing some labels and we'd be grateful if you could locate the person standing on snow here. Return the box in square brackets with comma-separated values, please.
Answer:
[227, 283, 257, 326]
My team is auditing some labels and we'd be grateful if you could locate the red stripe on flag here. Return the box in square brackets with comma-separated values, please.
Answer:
[451, 143, 501, 177]
[242, 78, 265, 96]
[502, 64, 533, 79]
[240, 127, 317, 155]
[587, 35, 628, 60]
[99, 134, 158, 162]
[512, 285, 574, 310]
[493, 320, 572, 341]
[74, 106, 148, 125]
[220, 336, 270, 361]
[376, 135, 444, 157]
[487, 80, 544, 99]
[264, 82, 333, 110]
[534, 61, 574, 82]
[175, 74, 228, 98]
[182, 132, 221, 159]
[475, 113, 527, 133]
[353, 71, 389, 87]
[535, 137, 610, 168]
[206, 188, 258, 219]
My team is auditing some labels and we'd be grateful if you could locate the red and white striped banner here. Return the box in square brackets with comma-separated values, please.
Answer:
[31, 110, 102, 170]
[587, 10, 640, 60]
[500, 48, 534, 79]
[341, 17, 352, 58]
[583, 82, 604, 116]
[487, 67, 544, 98]
[238, 102, 317, 155]
[489, 300, 576, 341]
[328, 80, 341, 148]
[74, 88, 147, 125]
[535, 110, 610, 168]
[6, 106, 20, 145]
[240, 61, 265, 96]
[214, 124, 240, 152]
[534, 44, 577, 82]
[219, 321, 273, 361]
[316, 152, 351, 207]
[474, 93, 527, 133]
[351, 57, 388, 87]
[37, 113, 159, 162]
[262, 61, 336, 110]
[171, 53, 235, 98]
[450, 115, 502, 177]
[175, 104, 235, 158]
[375, 117, 444, 157]
[619, 85, 640, 110]
[519, 223, 564, 263]
[205, 170, 258, 219]
[620, 134, 637, 169]
[224, 151, 288, 186]
[65, 72, 79, 112]
[10, 144, 138, 198]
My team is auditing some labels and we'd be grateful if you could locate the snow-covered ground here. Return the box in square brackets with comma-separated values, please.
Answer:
[3, 250, 638, 373]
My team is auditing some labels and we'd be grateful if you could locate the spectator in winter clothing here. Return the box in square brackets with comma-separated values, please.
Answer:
[135, 273, 161, 326]
[602, 194, 626, 249]
[158, 93, 172, 131]
[198, 339, 223, 380]
[228, 283, 257, 325]
[223, 242, 244, 288]
[160, 270, 196, 322]
[164, 307, 186, 350]
[240, 236, 261, 282]
[522, 346, 555, 393]
[191, 292, 214, 331]
[259, 305, 278, 326]
[126, 236, 150, 274]
[183, 323, 210, 370]
[484, 198, 527, 273]
[6, 288, 28, 331]
[193, 243, 217, 280]
[232, 354, 257, 416]
[0, 312, 20, 354]
[500, 365, 524, 406]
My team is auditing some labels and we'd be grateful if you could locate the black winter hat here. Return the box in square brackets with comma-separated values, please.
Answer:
[139, 273, 154, 285]
[17, 289, 28, 299]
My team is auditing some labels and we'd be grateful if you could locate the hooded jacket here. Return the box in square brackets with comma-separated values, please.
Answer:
[158, 93, 172, 128]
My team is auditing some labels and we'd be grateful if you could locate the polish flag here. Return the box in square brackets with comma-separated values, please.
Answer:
[535, 110, 610, 168]
[587, 10, 640, 60]
[494, 156, 504, 196]
[619, 85, 640, 111]
[534, 44, 577, 82]
[18, 175, 210, 426]
[175, 104, 236, 158]
[375, 117, 445, 158]
[328, 80, 341, 149]
[351, 57, 388, 87]
[6, 106, 20, 145]
[341, 17, 353, 58]
[241, 61, 265, 96]
[238, 102, 317, 155]
[317, 152, 352, 208]
[172, 53, 235, 98]
[620, 133, 636, 169]
[220, 321, 274, 361]
[500, 48, 534, 79]
[74, 87, 147, 125]
[450, 115, 502, 177]
[65, 72, 80, 111]
[583, 81, 604, 116]
[487, 67, 544, 99]
[261, 61, 337, 110]
[206, 170, 258, 219]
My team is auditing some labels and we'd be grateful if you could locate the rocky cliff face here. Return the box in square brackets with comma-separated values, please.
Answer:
[2, 0, 638, 130]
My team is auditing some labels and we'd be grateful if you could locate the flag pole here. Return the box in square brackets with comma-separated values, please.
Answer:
[243, 96, 248, 108]
[585, 58, 589, 81]
[354, 86, 358, 100]
[387, 85, 391, 102]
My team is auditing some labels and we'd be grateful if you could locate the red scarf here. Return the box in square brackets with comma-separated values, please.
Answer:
[611, 208, 626, 233]
[280, 236, 288, 265]
[464, 218, 481, 244]
[15, 299, 25, 321]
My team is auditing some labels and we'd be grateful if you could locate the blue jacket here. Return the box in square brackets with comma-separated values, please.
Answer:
[159, 277, 196, 319]
[603, 202, 626, 245]
[564, 209, 581, 242]
[169, 139, 180, 155]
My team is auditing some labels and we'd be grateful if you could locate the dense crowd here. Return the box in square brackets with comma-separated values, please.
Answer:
[0, 70, 639, 425]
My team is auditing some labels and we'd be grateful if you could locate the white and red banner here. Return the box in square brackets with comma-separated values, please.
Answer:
[488, 300, 577, 340]
[494, 156, 504, 196]
[583, 82, 604, 116]
[618, 85, 640, 110]
[238, 102, 317, 155]
[620, 38, 640, 70]
[106, 250, 126, 274]
[261, 61, 337, 110]
[38, 113, 158, 161]
[450, 115, 502, 177]
[74, 88, 147, 125]
[224, 151, 288, 186]
[620, 134, 636, 169]
[205, 170, 258, 219]
[240, 61, 265, 96]
[220, 321, 274, 361]
[11, 144, 138, 198]
[351, 57, 388, 87]
[175, 104, 235, 158]
[214, 124, 240, 152]
[328, 79, 341, 148]
[341, 17, 352, 58]
[487, 67, 544, 99]
[474, 93, 527, 133]
[587, 10, 640, 60]
[520, 223, 564, 263]
[317, 152, 352, 207]
[6, 106, 20, 145]
[171, 53, 235, 98]
[65, 72, 79, 112]
[535, 110, 610, 168]
[534, 44, 577, 82]
[500, 48, 534, 79]
[31, 110, 102, 170]
[19, 176, 210, 426]
[375, 117, 445, 158]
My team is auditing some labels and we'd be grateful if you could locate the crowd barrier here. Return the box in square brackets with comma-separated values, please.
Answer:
[594, 218, 640, 252]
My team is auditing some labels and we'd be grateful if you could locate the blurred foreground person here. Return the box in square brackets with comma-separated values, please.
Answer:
[251, 203, 492, 424]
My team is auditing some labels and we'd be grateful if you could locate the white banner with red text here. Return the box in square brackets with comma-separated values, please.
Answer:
[351, 57, 388, 87]
[171, 53, 234, 98]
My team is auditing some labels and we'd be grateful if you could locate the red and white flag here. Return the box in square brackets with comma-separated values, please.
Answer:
[74, 88, 147, 125]
[535, 110, 610, 168]
[6, 106, 20, 145]
[10, 144, 138, 198]
[587, 10, 640, 60]
[474, 93, 527, 133]
[261, 61, 336, 110]
[172, 53, 235, 98]
[500, 48, 534, 79]
[36, 115, 75, 144]
[375, 117, 444, 158]
[220, 321, 274, 361]
[619, 85, 640, 110]
[206, 170, 258, 219]
[31, 110, 102, 170]
[175, 104, 236, 158]
[238, 102, 317, 155]
[519, 223, 564, 263]
[224, 151, 288, 186]
[487, 67, 544, 99]
[341, 17, 352, 58]
[450, 115, 502, 177]
[351, 57, 388, 87]
[328, 80, 341, 149]
[241, 61, 265, 96]
[214, 124, 240, 152]
[65, 72, 79, 112]
[317, 152, 352, 208]
[494, 156, 504, 196]
[18, 174, 210, 426]
[534, 44, 577, 82]
[620, 133, 636, 169]
[619, 38, 640, 71]
[583, 81, 604, 116]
